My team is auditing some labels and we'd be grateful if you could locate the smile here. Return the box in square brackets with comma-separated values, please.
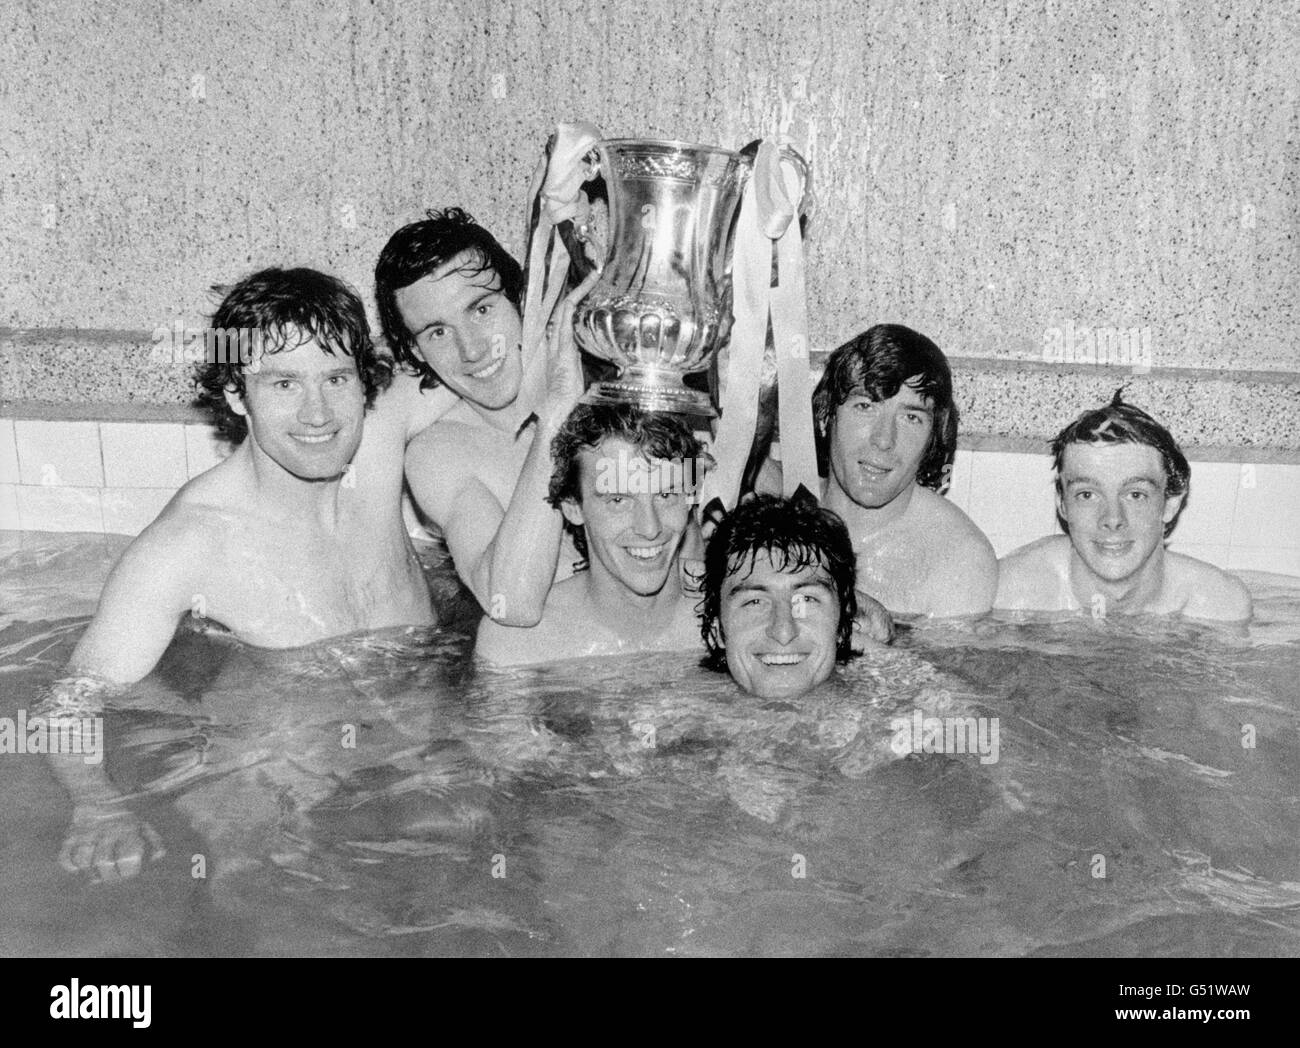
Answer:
[1093, 541, 1135, 557]
[757, 653, 809, 666]
[290, 432, 338, 445]
[467, 356, 505, 380]
[625, 544, 667, 561]
[857, 461, 892, 477]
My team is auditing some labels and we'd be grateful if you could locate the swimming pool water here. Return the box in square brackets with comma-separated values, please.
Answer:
[2, 532, 1298, 957]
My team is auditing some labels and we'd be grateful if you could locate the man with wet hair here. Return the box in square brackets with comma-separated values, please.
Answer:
[815, 324, 997, 618]
[701, 494, 858, 700]
[475, 403, 704, 664]
[53, 266, 460, 881]
[73, 267, 449, 683]
[381, 208, 592, 627]
[996, 396, 1251, 621]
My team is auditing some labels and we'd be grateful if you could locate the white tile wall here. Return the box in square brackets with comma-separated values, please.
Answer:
[1174, 461, 1241, 547]
[0, 420, 19, 484]
[101, 487, 176, 536]
[1230, 464, 1300, 550]
[0, 483, 18, 530]
[185, 424, 230, 477]
[967, 450, 1059, 546]
[16, 484, 103, 532]
[1227, 547, 1300, 578]
[944, 448, 974, 515]
[14, 419, 103, 487]
[100, 422, 188, 489]
[2, 417, 1297, 577]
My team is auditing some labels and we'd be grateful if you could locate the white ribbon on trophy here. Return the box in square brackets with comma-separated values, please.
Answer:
[516, 121, 602, 424]
[699, 140, 819, 514]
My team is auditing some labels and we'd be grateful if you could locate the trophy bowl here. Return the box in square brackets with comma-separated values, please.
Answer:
[573, 138, 757, 417]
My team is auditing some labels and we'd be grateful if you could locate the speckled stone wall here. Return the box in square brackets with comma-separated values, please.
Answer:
[2, 1, 1297, 388]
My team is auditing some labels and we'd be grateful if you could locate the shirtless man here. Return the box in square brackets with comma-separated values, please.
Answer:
[815, 324, 997, 618]
[699, 493, 858, 700]
[475, 404, 703, 664]
[379, 209, 591, 626]
[995, 397, 1252, 622]
[71, 266, 453, 681]
[52, 266, 455, 879]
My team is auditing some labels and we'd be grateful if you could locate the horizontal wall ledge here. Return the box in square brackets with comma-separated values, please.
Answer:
[4, 329, 1298, 454]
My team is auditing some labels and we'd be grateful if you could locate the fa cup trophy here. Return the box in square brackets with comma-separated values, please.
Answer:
[572, 138, 806, 417]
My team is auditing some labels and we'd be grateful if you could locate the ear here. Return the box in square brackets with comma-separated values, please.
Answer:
[560, 499, 585, 530]
[1162, 490, 1186, 525]
[223, 384, 248, 418]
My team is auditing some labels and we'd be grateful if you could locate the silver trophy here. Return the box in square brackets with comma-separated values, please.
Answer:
[573, 138, 806, 417]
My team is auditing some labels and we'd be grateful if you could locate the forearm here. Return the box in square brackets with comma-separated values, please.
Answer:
[473, 417, 567, 625]
[39, 677, 126, 808]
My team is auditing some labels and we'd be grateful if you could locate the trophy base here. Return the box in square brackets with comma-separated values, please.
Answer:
[580, 368, 717, 418]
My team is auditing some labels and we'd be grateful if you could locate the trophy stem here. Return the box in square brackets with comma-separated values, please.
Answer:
[580, 366, 717, 418]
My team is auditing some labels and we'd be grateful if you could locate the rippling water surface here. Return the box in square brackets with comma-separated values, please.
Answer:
[2, 532, 1298, 956]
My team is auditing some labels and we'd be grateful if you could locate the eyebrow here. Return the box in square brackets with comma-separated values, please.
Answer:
[1065, 475, 1160, 488]
[256, 365, 354, 379]
[727, 573, 837, 596]
[412, 289, 499, 338]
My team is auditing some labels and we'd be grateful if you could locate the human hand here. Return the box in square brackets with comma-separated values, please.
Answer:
[851, 588, 895, 648]
[59, 804, 165, 882]
[541, 268, 602, 431]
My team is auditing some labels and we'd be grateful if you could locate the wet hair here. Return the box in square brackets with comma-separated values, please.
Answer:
[374, 207, 524, 390]
[547, 403, 704, 559]
[700, 493, 858, 671]
[193, 267, 390, 443]
[1051, 390, 1191, 538]
[812, 323, 958, 491]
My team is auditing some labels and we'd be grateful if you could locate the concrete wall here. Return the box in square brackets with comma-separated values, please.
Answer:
[2, 0, 1297, 379]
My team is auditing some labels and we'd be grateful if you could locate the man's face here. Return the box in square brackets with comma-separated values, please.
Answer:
[1058, 442, 1182, 584]
[562, 438, 692, 597]
[226, 331, 365, 480]
[720, 550, 840, 700]
[393, 252, 523, 410]
[827, 380, 935, 509]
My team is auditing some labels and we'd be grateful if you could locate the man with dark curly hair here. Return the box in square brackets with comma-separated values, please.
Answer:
[995, 396, 1251, 621]
[700, 493, 858, 700]
[69, 267, 452, 686]
[379, 208, 594, 628]
[815, 323, 997, 619]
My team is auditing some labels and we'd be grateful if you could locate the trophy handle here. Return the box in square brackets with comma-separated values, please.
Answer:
[776, 145, 815, 228]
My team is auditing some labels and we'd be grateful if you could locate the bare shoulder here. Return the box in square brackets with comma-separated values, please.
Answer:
[1167, 551, 1253, 622]
[408, 417, 491, 464]
[912, 488, 998, 614]
[380, 370, 461, 440]
[995, 535, 1070, 608]
[474, 576, 584, 666]
[915, 488, 996, 562]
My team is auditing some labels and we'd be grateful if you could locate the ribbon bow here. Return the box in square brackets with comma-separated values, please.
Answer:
[698, 141, 819, 516]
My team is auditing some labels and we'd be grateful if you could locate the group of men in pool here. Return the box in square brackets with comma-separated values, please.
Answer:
[51, 206, 1252, 881]
[68, 206, 1251, 703]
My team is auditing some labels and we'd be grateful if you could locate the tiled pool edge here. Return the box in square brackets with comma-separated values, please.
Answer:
[2, 412, 1297, 577]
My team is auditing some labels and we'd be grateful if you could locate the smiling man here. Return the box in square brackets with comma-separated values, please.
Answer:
[379, 209, 591, 627]
[475, 404, 704, 664]
[701, 494, 857, 700]
[995, 397, 1251, 621]
[70, 267, 442, 683]
[815, 324, 997, 619]
[51, 267, 460, 882]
